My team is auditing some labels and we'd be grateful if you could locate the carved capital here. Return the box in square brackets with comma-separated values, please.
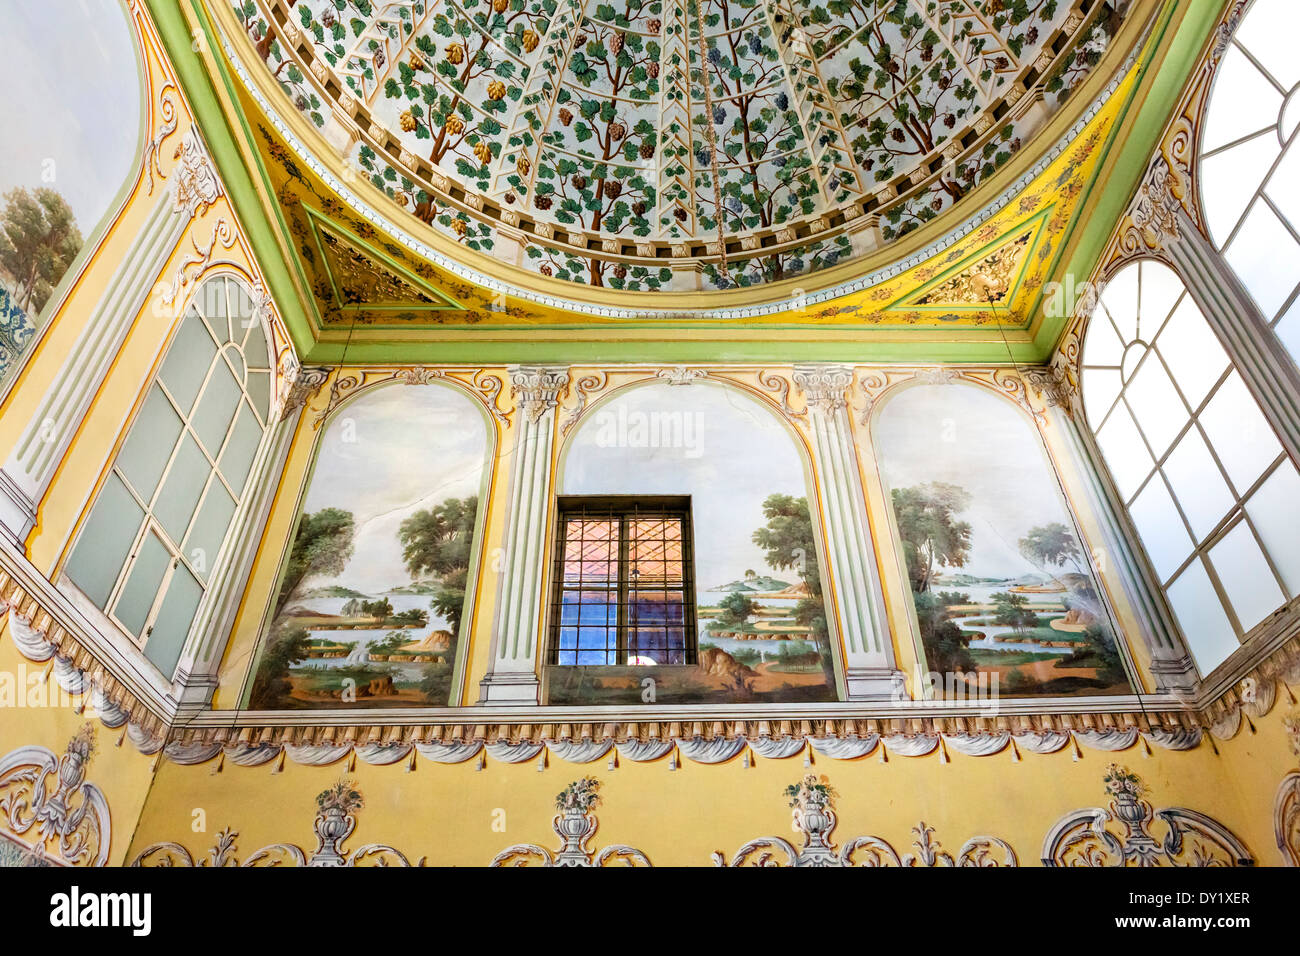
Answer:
[792, 364, 853, 414]
[1117, 157, 1183, 257]
[279, 366, 331, 421]
[170, 129, 223, 219]
[509, 365, 569, 425]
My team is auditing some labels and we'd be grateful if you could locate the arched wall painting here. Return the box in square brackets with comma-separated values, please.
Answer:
[0, 0, 142, 379]
[875, 383, 1133, 699]
[555, 383, 837, 704]
[246, 384, 489, 708]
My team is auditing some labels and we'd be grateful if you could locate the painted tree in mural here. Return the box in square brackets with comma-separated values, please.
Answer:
[890, 482, 971, 593]
[0, 188, 83, 314]
[751, 493, 833, 685]
[248, 626, 312, 709]
[891, 482, 975, 675]
[274, 507, 357, 616]
[398, 496, 479, 634]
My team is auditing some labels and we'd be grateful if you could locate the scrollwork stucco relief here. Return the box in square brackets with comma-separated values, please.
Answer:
[309, 366, 511, 429]
[1275, 708, 1300, 866]
[712, 774, 1017, 867]
[490, 777, 651, 867]
[1043, 764, 1253, 866]
[131, 777, 422, 867]
[0, 725, 111, 867]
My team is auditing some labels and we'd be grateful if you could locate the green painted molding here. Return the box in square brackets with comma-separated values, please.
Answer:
[1035, 0, 1228, 358]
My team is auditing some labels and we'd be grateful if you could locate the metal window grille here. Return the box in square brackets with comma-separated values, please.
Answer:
[548, 496, 697, 666]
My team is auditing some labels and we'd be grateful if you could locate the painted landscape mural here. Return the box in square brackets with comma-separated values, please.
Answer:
[554, 382, 836, 704]
[247, 383, 488, 708]
[876, 384, 1133, 699]
[0, 0, 141, 378]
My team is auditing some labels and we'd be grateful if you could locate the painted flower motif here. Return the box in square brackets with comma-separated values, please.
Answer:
[1102, 764, 1146, 799]
[317, 777, 364, 813]
[556, 776, 602, 812]
[487, 80, 506, 101]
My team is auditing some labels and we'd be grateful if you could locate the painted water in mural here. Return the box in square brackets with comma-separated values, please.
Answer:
[0, 0, 142, 377]
[553, 382, 836, 704]
[247, 383, 489, 708]
[876, 384, 1133, 698]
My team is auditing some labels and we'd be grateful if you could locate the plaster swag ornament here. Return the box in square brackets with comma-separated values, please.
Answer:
[712, 775, 1017, 867]
[131, 778, 424, 867]
[0, 725, 111, 866]
[490, 777, 651, 867]
[1043, 765, 1253, 866]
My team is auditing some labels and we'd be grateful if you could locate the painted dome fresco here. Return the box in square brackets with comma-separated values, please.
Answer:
[232, 0, 1131, 298]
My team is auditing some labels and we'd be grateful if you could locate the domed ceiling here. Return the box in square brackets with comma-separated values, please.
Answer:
[228, 0, 1129, 295]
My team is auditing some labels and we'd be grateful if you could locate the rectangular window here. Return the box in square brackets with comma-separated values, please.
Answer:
[548, 496, 697, 666]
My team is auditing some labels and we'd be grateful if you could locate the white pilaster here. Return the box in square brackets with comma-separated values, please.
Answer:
[478, 365, 569, 705]
[792, 364, 903, 700]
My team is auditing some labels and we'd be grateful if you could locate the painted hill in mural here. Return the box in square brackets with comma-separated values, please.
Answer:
[709, 576, 792, 593]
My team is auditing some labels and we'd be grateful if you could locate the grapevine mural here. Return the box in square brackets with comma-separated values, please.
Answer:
[555, 382, 837, 704]
[230, 0, 1130, 290]
[246, 383, 489, 708]
[875, 383, 1134, 699]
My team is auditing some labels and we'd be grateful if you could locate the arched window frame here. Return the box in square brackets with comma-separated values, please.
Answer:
[1080, 258, 1300, 676]
[59, 272, 278, 683]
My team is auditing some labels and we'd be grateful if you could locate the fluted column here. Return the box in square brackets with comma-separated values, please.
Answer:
[792, 364, 902, 700]
[478, 365, 569, 705]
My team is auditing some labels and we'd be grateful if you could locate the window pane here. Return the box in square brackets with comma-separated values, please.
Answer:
[1095, 402, 1154, 501]
[228, 279, 256, 343]
[191, 359, 241, 456]
[200, 280, 231, 344]
[1245, 462, 1300, 596]
[246, 369, 271, 421]
[1082, 308, 1124, 367]
[1199, 372, 1283, 494]
[64, 473, 143, 608]
[1124, 355, 1187, 458]
[1128, 476, 1192, 582]
[159, 307, 216, 417]
[1161, 428, 1235, 542]
[243, 313, 270, 370]
[118, 386, 182, 501]
[1202, 132, 1281, 245]
[1081, 368, 1121, 428]
[1232, 0, 1300, 89]
[1223, 200, 1300, 320]
[112, 530, 170, 638]
[1137, 262, 1184, 336]
[143, 565, 202, 678]
[1265, 138, 1300, 230]
[1209, 521, 1285, 633]
[1201, 46, 1282, 154]
[1166, 559, 1238, 674]
[1154, 297, 1228, 409]
[219, 402, 263, 496]
[1099, 270, 1139, 342]
[154, 434, 209, 543]
[184, 482, 236, 583]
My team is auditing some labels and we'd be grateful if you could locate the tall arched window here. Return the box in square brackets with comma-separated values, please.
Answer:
[64, 276, 272, 678]
[1199, 0, 1300, 359]
[1082, 260, 1300, 673]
